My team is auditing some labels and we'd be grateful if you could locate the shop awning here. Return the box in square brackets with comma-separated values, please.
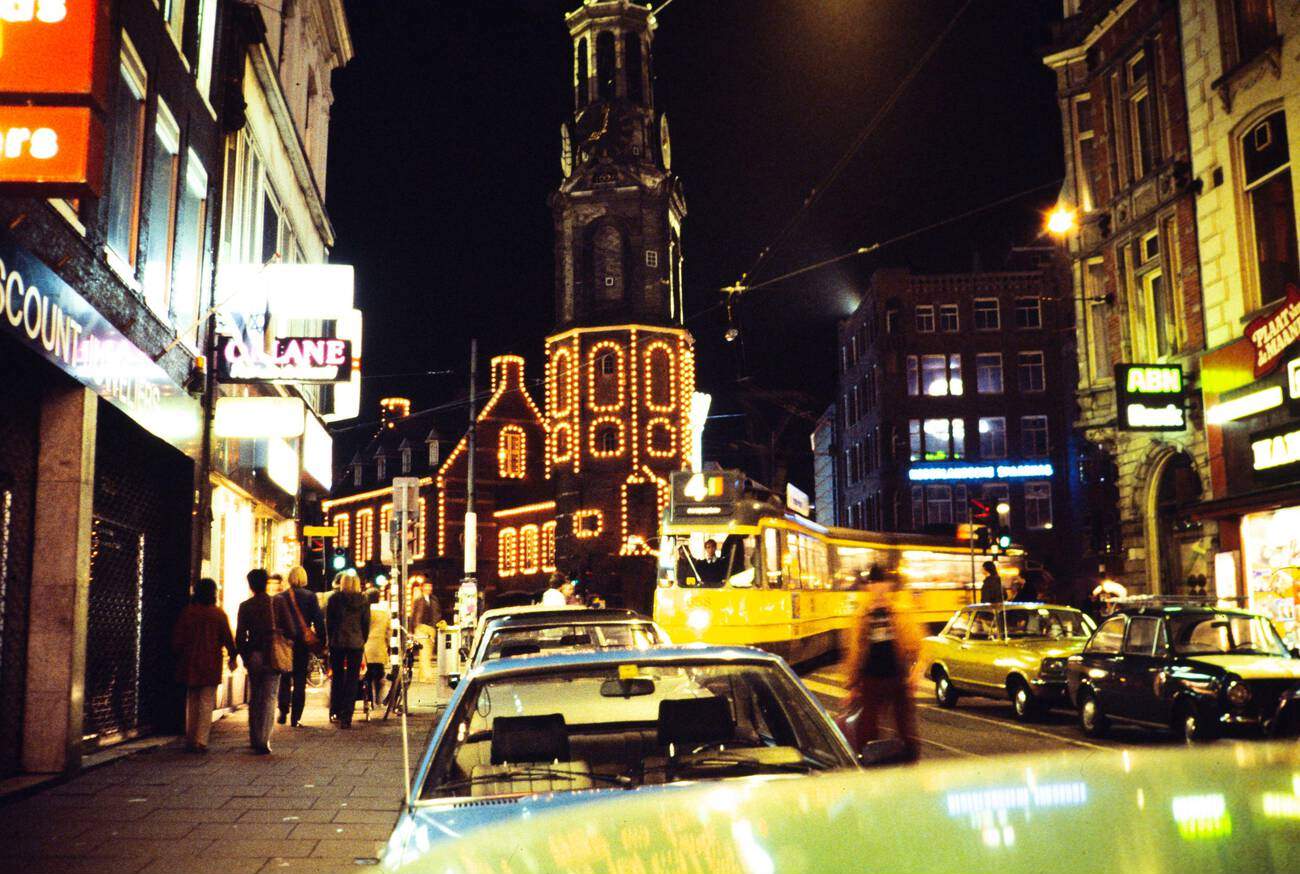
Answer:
[1190, 483, 1300, 521]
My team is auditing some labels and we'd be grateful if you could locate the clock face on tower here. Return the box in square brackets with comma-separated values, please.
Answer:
[560, 122, 573, 177]
[659, 114, 671, 171]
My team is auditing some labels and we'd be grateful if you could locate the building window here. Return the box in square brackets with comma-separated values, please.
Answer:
[1014, 297, 1042, 329]
[976, 353, 1003, 394]
[498, 425, 526, 478]
[356, 509, 374, 565]
[353, 465, 363, 487]
[596, 426, 621, 455]
[915, 305, 935, 333]
[596, 31, 616, 101]
[1242, 110, 1299, 306]
[412, 498, 427, 559]
[922, 418, 965, 461]
[920, 355, 945, 396]
[1220, 0, 1278, 70]
[884, 304, 899, 334]
[911, 486, 925, 529]
[575, 37, 588, 107]
[1126, 50, 1158, 180]
[645, 249, 659, 267]
[1129, 229, 1177, 358]
[979, 417, 1007, 459]
[973, 298, 1000, 331]
[541, 521, 557, 573]
[939, 304, 960, 332]
[982, 483, 1010, 520]
[1018, 351, 1046, 393]
[170, 152, 207, 346]
[1073, 95, 1096, 213]
[401, 446, 412, 474]
[908, 420, 922, 461]
[143, 100, 180, 312]
[521, 525, 540, 575]
[499, 527, 518, 577]
[428, 440, 441, 467]
[624, 33, 644, 103]
[1084, 258, 1111, 382]
[926, 485, 953, 525]
[334, 513, 350, 550]
[599, 351, 617, 375]
[1021, 415, 1050, 457]
[906, 356, 919, 396]
[106, 37, 148, 270]
[1025, 481, 1053, 529]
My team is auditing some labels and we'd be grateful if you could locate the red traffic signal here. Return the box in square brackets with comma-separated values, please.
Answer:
[969, 498, 993, 524]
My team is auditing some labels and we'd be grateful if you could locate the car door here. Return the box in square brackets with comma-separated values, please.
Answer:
[955, 609, 1001, 690]
[1079, 615, 1127, 713]
[932, 609, 974, 684]
[1118, 616, 1165, 723]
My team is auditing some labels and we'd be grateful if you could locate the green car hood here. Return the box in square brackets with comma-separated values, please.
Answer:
[1186, 654, 1300, 680]
[389, 744, 1300, 873]
[1006, 638, 1088, 659]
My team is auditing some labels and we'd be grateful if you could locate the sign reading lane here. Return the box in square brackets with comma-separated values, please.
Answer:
[1115, 363, 1186, 432]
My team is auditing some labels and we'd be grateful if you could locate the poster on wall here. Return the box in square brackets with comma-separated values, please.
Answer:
[1240, 508, 1300, 648]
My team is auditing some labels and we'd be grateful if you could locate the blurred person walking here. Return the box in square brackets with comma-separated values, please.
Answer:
[980, 561, 1004, 603]
[364, 588, 391, 709]
[277, 565, 325, 727]
[236, 569, 296, 753]
[843, 568, 921, 763]
[409, 579, 440, 682]
[327, 569, 370, 728]
[171, 577, 237, 753]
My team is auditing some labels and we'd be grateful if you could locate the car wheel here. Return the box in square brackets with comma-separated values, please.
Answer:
[1078, 690, 1109, 738]
[1010, 680, 1039, 722]
[1176, 700, 1218, 744]
[934, 669, 959, 708]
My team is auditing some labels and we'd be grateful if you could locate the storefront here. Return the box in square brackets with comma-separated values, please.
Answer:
[1200, 300, 1300, 648]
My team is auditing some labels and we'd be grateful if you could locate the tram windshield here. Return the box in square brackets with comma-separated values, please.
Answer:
[660, 533, 757, 588]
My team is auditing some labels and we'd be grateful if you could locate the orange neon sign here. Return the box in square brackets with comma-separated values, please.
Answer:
[0, 1, 109, 101]
[0, 105, 102, 188]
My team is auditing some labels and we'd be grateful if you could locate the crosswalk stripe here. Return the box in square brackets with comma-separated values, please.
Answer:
[916, 703, 1109, 751]
[802, 678, 848, 699]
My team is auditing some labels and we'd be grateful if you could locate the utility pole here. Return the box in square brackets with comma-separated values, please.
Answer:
[459, 340, 479, 627]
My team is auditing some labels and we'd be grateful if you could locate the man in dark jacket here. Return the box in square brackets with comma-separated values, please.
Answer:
[277, 566, 325, 727]
[236, 569, 295, 753]
[410, 580, 440, 682]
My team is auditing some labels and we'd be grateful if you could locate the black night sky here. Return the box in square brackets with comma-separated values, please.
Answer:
[326, 0, 1064, 487]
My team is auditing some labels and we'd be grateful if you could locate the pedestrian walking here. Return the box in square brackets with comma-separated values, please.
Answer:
[980, 560, 1004, 603]
[171, 577, 237, 753]
[1018, 569, 1041, 603]
[326, 569, 370, 728]
[409, 579, 440, 682]
[236, 568, 296, 754]
[364, 588, 391, 709]
[277, 565, 325, 727]
[842, 568, 921, 763]
[540, 573, 567, 607]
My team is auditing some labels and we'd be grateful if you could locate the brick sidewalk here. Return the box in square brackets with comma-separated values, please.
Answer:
[0, 680, 441, 874]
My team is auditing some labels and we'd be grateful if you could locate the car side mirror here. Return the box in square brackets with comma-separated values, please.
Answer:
[1290, 648, 1300, 660]
[447, 673, 460, 689]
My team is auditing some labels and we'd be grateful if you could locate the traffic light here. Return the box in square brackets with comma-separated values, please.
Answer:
[996, 532, 1013, 550]
[969, 498, 993, 526]
[332, 548, 347, 571]
[973, 526, 992, 550]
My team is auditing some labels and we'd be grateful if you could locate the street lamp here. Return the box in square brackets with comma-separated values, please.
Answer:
[1045, 203, 1077, 238]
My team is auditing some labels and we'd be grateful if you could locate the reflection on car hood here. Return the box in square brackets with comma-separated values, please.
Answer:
[1185, 655, 1300, 680]
[382, 775, 800, 869]
[386, 744, 1300, 873]
[1006, 639, 1087, 658]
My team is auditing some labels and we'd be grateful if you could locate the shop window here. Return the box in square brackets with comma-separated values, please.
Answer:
[1241, 110, 1299, 306]
[1014, 297, 1042, 329]
[1018, 351, 1046, 393]
[976, 353, 1003, 394]
[498, 425, 526, 479]
[1021, 415, 1050, 457]
[1025, 481, 1053, 529]
[973, 298, 1000, 331]
[979, 417, 1007, 459]
[915, 305, 935, 333]
[106, 37, 148, 272]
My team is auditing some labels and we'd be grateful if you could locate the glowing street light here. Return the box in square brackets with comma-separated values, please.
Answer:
[1046, 203, 1077, 237]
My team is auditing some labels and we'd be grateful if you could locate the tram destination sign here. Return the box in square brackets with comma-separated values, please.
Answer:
[669, 470, 743, 521]
[1115, 363, 1186, 432]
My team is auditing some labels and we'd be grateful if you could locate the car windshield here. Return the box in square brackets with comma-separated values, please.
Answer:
[1169, 613, 1291, 657]
[1003, 607, 1094, 639]
[481, 622, 661, 661]
[419, 660, 853, 801]
[662, 534, 757, 588]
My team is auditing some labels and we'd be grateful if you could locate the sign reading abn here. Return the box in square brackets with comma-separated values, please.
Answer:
[1115, 364, 1186, 432]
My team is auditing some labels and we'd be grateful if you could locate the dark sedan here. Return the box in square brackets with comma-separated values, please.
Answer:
[1066, 604, 1300, 742]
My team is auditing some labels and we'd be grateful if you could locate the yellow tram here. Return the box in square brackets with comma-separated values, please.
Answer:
[653, 470, 1013, 664]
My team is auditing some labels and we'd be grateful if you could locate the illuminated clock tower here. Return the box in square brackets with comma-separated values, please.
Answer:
[545, 0, 694, 606]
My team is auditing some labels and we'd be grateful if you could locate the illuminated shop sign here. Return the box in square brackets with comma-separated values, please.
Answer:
[0, 231, 200, 456]
[1115, 363, 1186, 432]
[1251, 425, 1300, 473]
[908, 463, 1053, 482]
[1247, 284, 1300, 377]
[0, 1, 109, 194]
[216, 335, 352, 383]
[1206, 385, 1283, 424]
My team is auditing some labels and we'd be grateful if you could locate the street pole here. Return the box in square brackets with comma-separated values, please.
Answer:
[462, 340, 478, 611]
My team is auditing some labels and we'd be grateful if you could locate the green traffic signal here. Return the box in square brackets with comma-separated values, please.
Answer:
[996, 532, 1012, 549]
[332, 550, 347, 570]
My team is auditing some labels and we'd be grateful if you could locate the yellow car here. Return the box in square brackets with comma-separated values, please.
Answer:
[921, 602, 1096, 720]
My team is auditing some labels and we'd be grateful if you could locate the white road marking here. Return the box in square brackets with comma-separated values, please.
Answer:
[803, 677, 849, 699]
[916, 702, 1109, 751]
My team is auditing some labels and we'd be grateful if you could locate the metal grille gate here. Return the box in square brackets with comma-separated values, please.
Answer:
[83, 518, 144, 743]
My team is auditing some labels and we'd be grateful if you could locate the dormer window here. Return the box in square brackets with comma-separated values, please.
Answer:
[428, 441, 440, 466]
[377, 456, 387, 480]
[401, 447, 412, 473]
[353, 465, 362, 488]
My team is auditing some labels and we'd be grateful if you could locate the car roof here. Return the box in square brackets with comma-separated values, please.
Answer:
[410, 743, 1300, 871]
[482, 608, 648, 629]
[466, 644, 784, 680]
[963, 602, 1080, 611]
[1112, 604, 1259, 619]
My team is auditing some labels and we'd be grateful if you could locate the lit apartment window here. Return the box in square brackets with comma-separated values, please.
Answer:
[1018, 351, 1046, 393]
[978, 417, 1007, 459]
[1025, 481, 1053, 529]
[1021, 415, 1050, 457]
[106, 37, 148, 271]
[939, 304, 959, 332]
[143, 100, 180, 315]
[973, 298, 1000, 331]
[1128, 229, 1176, 358]
[1014, 297, 1042, 329]
[922, 418, 965, 461]
[1242, 110, 1299, 306]
[1126, 50, 1158, 180]
[163, 0, 185, 48]
[976, 353, 1003, 394]
[915, 305, 935, 333]
[498, 425, 526, 478]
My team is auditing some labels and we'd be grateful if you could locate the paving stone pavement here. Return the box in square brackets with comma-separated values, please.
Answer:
[0, 681, 442, 874]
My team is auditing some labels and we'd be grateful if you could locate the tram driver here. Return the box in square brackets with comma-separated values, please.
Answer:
[697, 539, 726, 585]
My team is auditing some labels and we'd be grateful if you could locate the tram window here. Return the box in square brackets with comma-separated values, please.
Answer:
[763, 528, 782, 588]
[673, 534, 756, 588]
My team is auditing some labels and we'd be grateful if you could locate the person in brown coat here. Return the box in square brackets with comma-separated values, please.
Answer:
[172, 577, 237, 753]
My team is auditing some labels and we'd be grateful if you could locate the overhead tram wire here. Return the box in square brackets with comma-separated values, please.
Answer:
[689, 176, 1065, 325]
[731, 0, 977, 295]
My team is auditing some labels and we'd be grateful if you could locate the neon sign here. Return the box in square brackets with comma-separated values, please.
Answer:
[1247, 284, 1300, 377]
[1252, 427, 1300, 472]
[1115, 363, 1186, 432]
[217, 335, 352, 383]
[908, 462, 1053, 482]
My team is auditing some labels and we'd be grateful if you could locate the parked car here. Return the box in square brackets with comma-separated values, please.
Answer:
[383, 645, 858, 865]
[1066, 603, 1300, 742]
[382, 741, 1300, 873]
[465, 606, 669, 668]
[921, 602, 1095, 720]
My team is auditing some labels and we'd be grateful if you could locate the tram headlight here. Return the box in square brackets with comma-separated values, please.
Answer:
[687, 607, 712, 636]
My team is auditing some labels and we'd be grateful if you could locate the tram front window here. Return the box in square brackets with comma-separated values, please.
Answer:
[666, 534, 756, 588]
